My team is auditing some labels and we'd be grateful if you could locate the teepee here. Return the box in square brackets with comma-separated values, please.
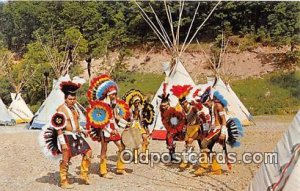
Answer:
[207, 76, 253, 126]
[150, 59, 196, 139]
[200, 34, 253, 126]
[248, 111, 300, 191]
[29, 35, 86, 129]
[29, 74, 86, 129]
[1, 52, 35, 124]
[135, 0, 221, 139]
[0, 97, 15, 126]
[8, 93, 34, 123]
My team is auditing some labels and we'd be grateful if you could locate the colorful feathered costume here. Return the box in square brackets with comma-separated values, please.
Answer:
[122, 89, 155, 153]
[39, 81, 92, 188]
[193, 86, 244, 176]
[86, 74, 130, 177]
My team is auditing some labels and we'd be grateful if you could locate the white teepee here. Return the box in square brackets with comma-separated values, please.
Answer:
[199, 33, 253, 126]
[30, 33, 86, 129]
[150, 59, 196, 139]
[207, 76, 253, 126]
[1, 52, 36, 124]
[248, 111, 300, 191]
[0, 97, 15, 126]
[29, 74, 86, 129]
[8, 93, 34, 123]
[135, 1, 220, 139]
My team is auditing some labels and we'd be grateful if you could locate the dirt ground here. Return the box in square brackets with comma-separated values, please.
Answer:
[83, 46, 291, 82]
[0, 115, 294, 191]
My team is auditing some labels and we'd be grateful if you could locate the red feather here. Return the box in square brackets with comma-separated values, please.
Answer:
[87, 74, 111, 102]
[162, 107, 185, 134]
[193, 89, 201, 98]
[170, 85, 193, 99]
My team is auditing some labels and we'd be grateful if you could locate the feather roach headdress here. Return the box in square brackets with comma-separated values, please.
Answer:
[170, 85, 193, 103]
[158, 83, 170, 104]
[60, 81, 81, 96]
[213, 91, 228, 107]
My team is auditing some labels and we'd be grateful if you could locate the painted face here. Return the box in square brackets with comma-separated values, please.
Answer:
[65, 94, 76, 107]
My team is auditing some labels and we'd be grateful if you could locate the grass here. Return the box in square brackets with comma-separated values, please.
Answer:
[75, 72, 165, 108]
[59, 70, 300, 116]
[116, 72, 165, 98]
[231, 70, 300, 115]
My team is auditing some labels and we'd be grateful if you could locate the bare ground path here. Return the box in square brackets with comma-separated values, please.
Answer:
[0, 115, 293, 191]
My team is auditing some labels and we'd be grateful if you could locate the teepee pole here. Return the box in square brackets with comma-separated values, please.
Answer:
[179, 2, 200, 57]
[181, 0, 221, 54]
[164, 0, 176, 48]
[134, 1, 173, 53]
[175, 0, 184, 53]
[217, 32, 224, 71]
[148, 4, 173, 51]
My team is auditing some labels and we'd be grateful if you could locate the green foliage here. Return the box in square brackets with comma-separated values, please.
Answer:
[231, 71, 300, 115]
[114, 71, 164, 99]
[0, 76, 13, 104]
[0, 1, 299, 116]
[76, 83, 89, 108]
[0, 1, 299, 54]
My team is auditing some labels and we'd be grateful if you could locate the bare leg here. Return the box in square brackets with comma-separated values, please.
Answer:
[99, 139, 112, 178]
[141, 134, 149, 153]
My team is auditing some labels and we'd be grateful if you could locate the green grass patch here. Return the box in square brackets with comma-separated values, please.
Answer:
[231, 70, 300, 115]
[115, 72, 165, 99]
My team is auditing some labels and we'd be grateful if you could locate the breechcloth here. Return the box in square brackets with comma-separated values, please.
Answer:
[166, 131, 185, 148]
[185, 125, 200, 141]
[64, 134, 90, 157]
[200, 129, 221, 151]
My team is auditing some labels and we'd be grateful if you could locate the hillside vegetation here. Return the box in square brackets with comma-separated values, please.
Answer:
[0, 1, 299, 115]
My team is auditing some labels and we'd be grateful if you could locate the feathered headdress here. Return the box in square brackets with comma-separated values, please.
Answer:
[226, 118, 244, 147]
[200, 86, 212, 103]
[170, 85, 193, 103]
[158, 83, 170, 104]
[122, 89, 145, 106]
[213, 91, 228, 107]
[86, 100, 113, 129]
[87, 74, 118, 102]
[60, 81, 81, 95]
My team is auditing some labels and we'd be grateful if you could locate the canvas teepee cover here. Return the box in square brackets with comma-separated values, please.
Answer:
[149, 58, 195, 139]
[207, 76, 253, 126]
[29, 74, 86, 129]
[8, 93, 34, 123]
[135, 1, 220, 139]
[248, 111, 300, 191]
[0, 97, 15, 125]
